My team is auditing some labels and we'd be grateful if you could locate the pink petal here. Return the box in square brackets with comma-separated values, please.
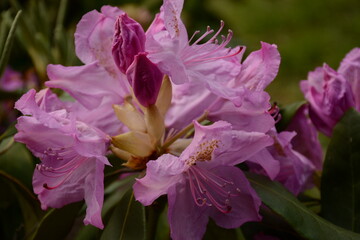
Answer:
[133, 154, 185, 206]
[83, 161, 105, 229]
[286, 104, 323, 170]
[46, 63, 126, 109]
[237, 42, 280, 91]
[167, 182, 209, 240]
[338, 48, 360, 110]
[75, 6, 123, 67]
[208, 90, 274, 133]
[247, 149, 280, 180]
[208, 166, 262, 228]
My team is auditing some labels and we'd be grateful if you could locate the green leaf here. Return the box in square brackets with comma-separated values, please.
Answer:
[0, 142, 34, 189]
[0, 170, 42, 238]
[30, 201, 83, 240]
[276, 101, 306, 131]
[0, 123, 17, 142]
[101, 190, 146, 240]
[74, 175, 137, 240]
[0, 136, 14, 155]
[0, 10, 22, 76]
[321, 108, 360, 232]
[246, 172, 360, 240]
[204, 220, 243, 240]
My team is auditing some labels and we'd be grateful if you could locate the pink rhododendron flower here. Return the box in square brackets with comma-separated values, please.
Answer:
[166, 42, 280, 131]
[0, 67, 23, 91]
[46, 6, 132, 136]
[286, 104, 323, 170]
[301, 48, 360, 136]
[46, 6, 130, 109]
[338, 48, 360, 109]
[14, 89, 110, 229]
[249, 129, 316, 195]
[134, 121, 274, 240]
[145, 0, 244, 100]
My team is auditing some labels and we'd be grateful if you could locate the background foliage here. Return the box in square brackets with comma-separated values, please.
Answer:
[1, 0, 360, 239]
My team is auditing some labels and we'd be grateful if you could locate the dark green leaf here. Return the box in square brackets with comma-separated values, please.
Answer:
[0, 170, 42, 238]
[31, 201, 83, 240]
[0, 136, 14, 155]
[74, 175, 136, 240]
[276, 101, 306, 131]
[321, 108, 360, 232]
[0, 123, 17, 142]
[204, 219, 244, 240]
[0, 142, 34, 189]
[246, 172, 360, 240]
[101, 190, 146, 240]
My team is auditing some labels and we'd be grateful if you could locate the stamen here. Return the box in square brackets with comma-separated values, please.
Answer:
[41, 158, 84, 190]
[182, 20, 242, 65]
[186, 165, 241, 213]
[38, 146, 87, 190]
[192, 26, 214, 45]
[188, 30, 201, 43]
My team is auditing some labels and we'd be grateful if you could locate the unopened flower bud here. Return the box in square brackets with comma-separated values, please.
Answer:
[126, 53, 163, 107]
[155, 75, 173, 117]
[112, 13, 146, 74]
[113, 101, 147, 132]
[111, 131, 154, 157]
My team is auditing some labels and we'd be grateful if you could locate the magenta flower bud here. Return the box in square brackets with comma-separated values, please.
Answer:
[112, 13, 146, 74]
[300, 64, 355, 136]
[126, 53, 163, 107]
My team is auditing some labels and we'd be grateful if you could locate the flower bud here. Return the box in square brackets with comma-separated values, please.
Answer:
[112, 13, 146, 74]
[111, 131, 154, 157]
[155, 75, 173, 117]
[126, 53, 163, 107]
[301, 64, 355, 136]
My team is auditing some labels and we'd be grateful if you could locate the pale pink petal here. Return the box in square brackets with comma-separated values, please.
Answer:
[208, 90, 274, 133]
[83, 161, 105, 229]
[301, 64, 355, 136]
[167, 182, 209, 240]
[237, 42, 280, 91]
[247, 149, 280, 180]
[162, 0, 188, 47]
[46, 63, 125, 109]
[133, 154, 185, 206]
[338, 47, 360, 110]
[75, 6, 123, 68]
[165, 81, 215, 130]
[180, 121, 273, 168]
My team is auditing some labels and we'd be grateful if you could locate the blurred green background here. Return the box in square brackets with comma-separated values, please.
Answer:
[0, 1, 359, 239]
[1, 0, 359, 104]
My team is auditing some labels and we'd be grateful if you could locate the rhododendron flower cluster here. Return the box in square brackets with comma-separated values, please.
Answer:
[13, 0, 325, 239]
[301, 48, 360, 136]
